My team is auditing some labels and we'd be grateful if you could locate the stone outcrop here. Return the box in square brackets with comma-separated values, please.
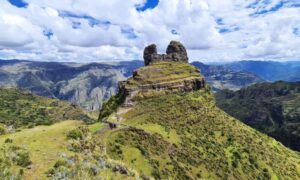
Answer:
[119, 77, 205, 106]
[144, 41, 189, 66]
[118, 41, 205, 107]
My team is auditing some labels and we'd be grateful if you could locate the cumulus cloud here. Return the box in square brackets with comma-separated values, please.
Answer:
[0, 0, 299, 62]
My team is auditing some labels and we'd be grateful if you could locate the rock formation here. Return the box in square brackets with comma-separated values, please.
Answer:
[119, 41, 205, 106]
[144, 41, 189, 66]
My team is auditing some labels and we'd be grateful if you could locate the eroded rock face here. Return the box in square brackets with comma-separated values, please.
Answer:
[144, 41, 189, 66]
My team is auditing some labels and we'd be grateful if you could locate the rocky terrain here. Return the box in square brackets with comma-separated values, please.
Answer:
[143, 41, 189, 65]
[0, 60, 142, 111]
[119, 41, 205, 107]
[215, 81, 300, 152]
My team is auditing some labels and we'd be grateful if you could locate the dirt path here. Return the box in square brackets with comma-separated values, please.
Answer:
[96, 107, 133, 135]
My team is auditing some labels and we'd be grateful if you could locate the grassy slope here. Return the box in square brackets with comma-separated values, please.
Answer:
[0, 88, 93, 128]
[215, 81, 300, 151]
[125, 62, 202, 88]
[101, 87, 300, 179]
[0, 121, 82, 179]
[0, 120, 107, 179]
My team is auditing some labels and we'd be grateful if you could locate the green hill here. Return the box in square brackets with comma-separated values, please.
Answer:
[97, 62, 300, 179]
[215, 81, 300, 152]
[0, 88, 93, 129]
[1, 43, 300, 179]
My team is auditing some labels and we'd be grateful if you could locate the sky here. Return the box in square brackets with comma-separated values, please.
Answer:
[0, 0, 300, 62]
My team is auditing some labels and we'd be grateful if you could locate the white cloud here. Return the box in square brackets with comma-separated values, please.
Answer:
[0, 0, 299, 62]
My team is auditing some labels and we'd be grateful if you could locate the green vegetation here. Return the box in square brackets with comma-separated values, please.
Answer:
[47, 126, 137, 179]
[0, 120, 110, 179]
[215, 81, 300, 151]
[0, 88, 93, 129]
[102, 87, 300, 179]
[1, 62, 300, 179]
[0, 123, 7, 135]
[0, 144, 31, 179]
[0, 120, 83, 178]
[98, 92, 125, 120]
[67, 126, 90, 140]
[125, 62, 202, 89]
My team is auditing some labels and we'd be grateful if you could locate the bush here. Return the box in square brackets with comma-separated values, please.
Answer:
[98, 93, 125, 120]
[4, 138, 13, 143]
[0, 124, 7, 135]
[11, 147, 31, 167]
[67, 126, 89, 140]
[54, 159, 69, 168]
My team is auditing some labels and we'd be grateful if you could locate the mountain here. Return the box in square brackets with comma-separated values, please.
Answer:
[0, 59, 143, 111]
[225, 61, 300, 81]
[192, 62, 264, 92]
[0, 88, 93, 129]
[0, 60, 265, 112]
[1, 42, 300, 179]
[94, 42, 300, 179]
[215, 81, 300, 152]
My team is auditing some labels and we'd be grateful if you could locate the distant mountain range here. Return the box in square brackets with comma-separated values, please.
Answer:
[215, 81, 300, 151]
[223, 61, 300, 82]
[0, 59, 299, 111]
[192, 62, 264, 92]
[0, 60, 142, 111]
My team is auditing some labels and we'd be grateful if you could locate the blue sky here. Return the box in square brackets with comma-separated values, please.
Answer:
[0, 0, 300, 62]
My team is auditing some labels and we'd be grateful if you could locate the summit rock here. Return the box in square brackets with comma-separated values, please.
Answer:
[144, 41, 189, 66]
[118, 41, 204, 106]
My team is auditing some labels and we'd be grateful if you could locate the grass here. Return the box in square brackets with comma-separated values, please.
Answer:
[124, 62, 202, 89]
[131, 123, 181, 144]
[215, 81, 300, 151]
[102, 87, 300, 179]
[0, 120, 84, 179]
[0, 120, 110, 179]
[88, 122, 107, 134]
[122, 146, 152, 176]
[0, 88, 93, 129]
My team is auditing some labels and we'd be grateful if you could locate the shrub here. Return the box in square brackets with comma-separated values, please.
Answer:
[4, 138, 13, 143]
[0, 124, 7, 135]
[67, 126, 89, 140]
[54, 159, 69, 168]
[12, 148, 31, 167]
[98, 92, 125, 120]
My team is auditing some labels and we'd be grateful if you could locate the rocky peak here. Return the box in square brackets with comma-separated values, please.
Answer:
[144, 41, 189, 66]
[118, 41, 205, 106]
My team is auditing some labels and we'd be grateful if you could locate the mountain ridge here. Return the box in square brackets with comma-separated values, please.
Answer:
[215, 81, 300, 151]
[96, 42, 300, 179]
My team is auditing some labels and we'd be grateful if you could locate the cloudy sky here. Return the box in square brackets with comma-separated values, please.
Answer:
[0, 0, 300, 62]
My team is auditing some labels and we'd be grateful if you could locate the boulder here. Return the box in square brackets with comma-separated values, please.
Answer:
[143, 44, 157, 66]
[166, 41, 188, 63]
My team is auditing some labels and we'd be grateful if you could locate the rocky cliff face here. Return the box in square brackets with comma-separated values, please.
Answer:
[119, 41, 205, 106]
[143, 41, 189, 66]
[0, 60, 143, 111]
